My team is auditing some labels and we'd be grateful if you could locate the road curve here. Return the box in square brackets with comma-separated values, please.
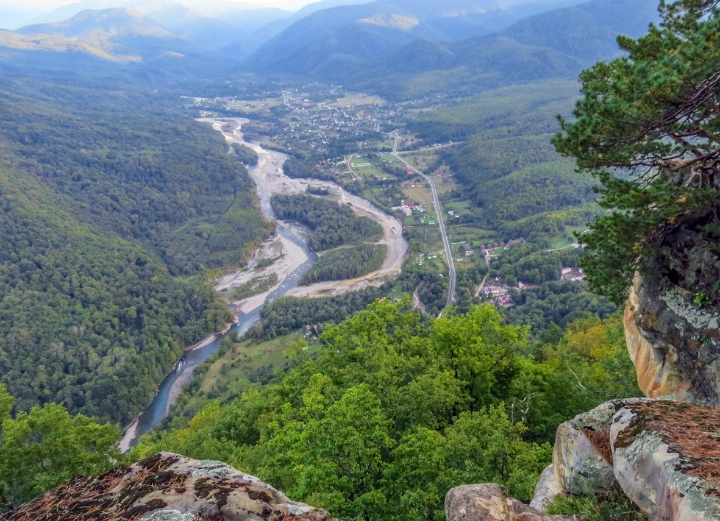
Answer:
[392, 135, 456, 308]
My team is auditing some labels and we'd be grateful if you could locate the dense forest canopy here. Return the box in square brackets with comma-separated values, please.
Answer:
[248, 271, 448, 340]
[271, 193, 382, 250]
[0, 78, 269, 425]
[502, 281, 616, 332]
[134, 301, 640, 521]
[0, 384, 123, 510]
[0, 79, 271, 276]
[553, 0, 720, 303]
[299, 244, 386, 285]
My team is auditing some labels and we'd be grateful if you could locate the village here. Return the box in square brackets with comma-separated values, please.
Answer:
[193, 87, 589, 313]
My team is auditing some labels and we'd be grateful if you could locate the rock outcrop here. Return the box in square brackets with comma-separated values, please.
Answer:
[528, 465, 563, 512]
[0, 453, 336, 521]
[625, 242, 720, 407]
[552, 401, 618, 495]
[539, 398, 720, 521]
[445, 484, 572, 521]
[611, 400, 720, 521]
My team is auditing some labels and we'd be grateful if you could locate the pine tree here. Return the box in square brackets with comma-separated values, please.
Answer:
[553, 0, 720, 303]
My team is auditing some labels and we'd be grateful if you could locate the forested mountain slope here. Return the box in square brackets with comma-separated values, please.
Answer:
[17, 8, 173, 39]
[0, 78, 271, 425]
[244, 0, 579, 76]
[409, 80, 593, 232]
[343, 0, 659, 98]
[2, 8, 225, 71]
[0, 80, 271, 275]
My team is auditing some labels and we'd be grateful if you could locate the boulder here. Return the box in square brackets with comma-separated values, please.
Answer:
[0, 452, 336, 521]
[445, 484, 572, 521]
[552, 401, 619, 495]
[529, 465, 563, 512]
[610, 400, 720, 521]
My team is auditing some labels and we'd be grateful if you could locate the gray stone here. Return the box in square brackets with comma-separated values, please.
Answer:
[530, 465, 563, 512]
[609, 400, 720, 521]
[1, 452, 336, 521]
[553, 401, 620, 495]
[445, 484, 572, 521]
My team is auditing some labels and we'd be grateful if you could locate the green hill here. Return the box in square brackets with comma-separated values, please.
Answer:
[17, 8, 175, 39]
[342, 0, 659, 99]
[243, 0, 573, 76]
[3, 8, 225, 71]
[407, 79, 599, 243]
[0, 77, 271, 425]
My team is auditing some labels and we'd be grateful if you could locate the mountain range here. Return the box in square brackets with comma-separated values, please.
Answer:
[1, 0, 378, 53]
[0, 0, 660, 95]
[3, 8, 200, 64]
[243, 0, 585, 75]
[337, 0, 660, 98]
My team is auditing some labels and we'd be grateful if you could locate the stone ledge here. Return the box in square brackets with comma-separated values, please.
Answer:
[0, 452, 336, 521]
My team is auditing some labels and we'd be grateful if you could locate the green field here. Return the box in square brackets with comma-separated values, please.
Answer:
[549, 225, 588, 249]
[435, 176, 460, 195]
[400, 151, 439, 171]
[175, 333, 313, 416]
[444, 200, 471, 213]
[352, 162, 389, 179]
[381, 154, 405, 167]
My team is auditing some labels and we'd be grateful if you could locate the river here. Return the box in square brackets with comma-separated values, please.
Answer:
[121, 117, 407, 450]
[121, 139, 317, 450]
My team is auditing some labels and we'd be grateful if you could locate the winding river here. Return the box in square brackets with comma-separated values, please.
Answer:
[121, 118, 407, 450]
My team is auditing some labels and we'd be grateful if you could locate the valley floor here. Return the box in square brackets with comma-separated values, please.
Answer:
[200, 118, 408, 303]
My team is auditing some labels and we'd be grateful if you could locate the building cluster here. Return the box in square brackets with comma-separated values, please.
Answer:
[393, 200, 427, 217]
[562, 267, 586, 281]
[483, 284, 513, 306]
[480, 238, 524, 256]
[279, 89, 404, 147]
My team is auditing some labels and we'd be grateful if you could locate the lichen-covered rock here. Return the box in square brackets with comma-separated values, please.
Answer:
[610, 400, 720, 521]
[0, 452, 336, 521]
[625, 266, 720, 407]
[529, 465, 563, 512]
[445, 484, 572, 521]
[553, 401, 620, 495]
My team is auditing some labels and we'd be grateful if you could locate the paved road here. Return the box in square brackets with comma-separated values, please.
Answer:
[392, 135, 456, 308]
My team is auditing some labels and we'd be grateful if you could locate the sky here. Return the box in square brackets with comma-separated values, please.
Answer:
[2, 0, 315, 7]
[0, 0, 559, 30]
[0, 0, 318, 28]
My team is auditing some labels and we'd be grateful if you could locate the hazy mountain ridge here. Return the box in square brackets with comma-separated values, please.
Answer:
[18, 8, 175, 40]
[243, 0, 571, 75]
[7, 8, 223, 67]
[0, 35, 141, 66]
[327, 0, 659, 98]
[10, 0, 290, 51]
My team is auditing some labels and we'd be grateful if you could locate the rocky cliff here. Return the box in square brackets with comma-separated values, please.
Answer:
[446, 399, 720, 521]
[625, 270, 720, 406]
[624, 221, 720, 407]
[545, 398, 720, 520]
[444, 229, 720, 521]
[0, 453, 336, 521]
